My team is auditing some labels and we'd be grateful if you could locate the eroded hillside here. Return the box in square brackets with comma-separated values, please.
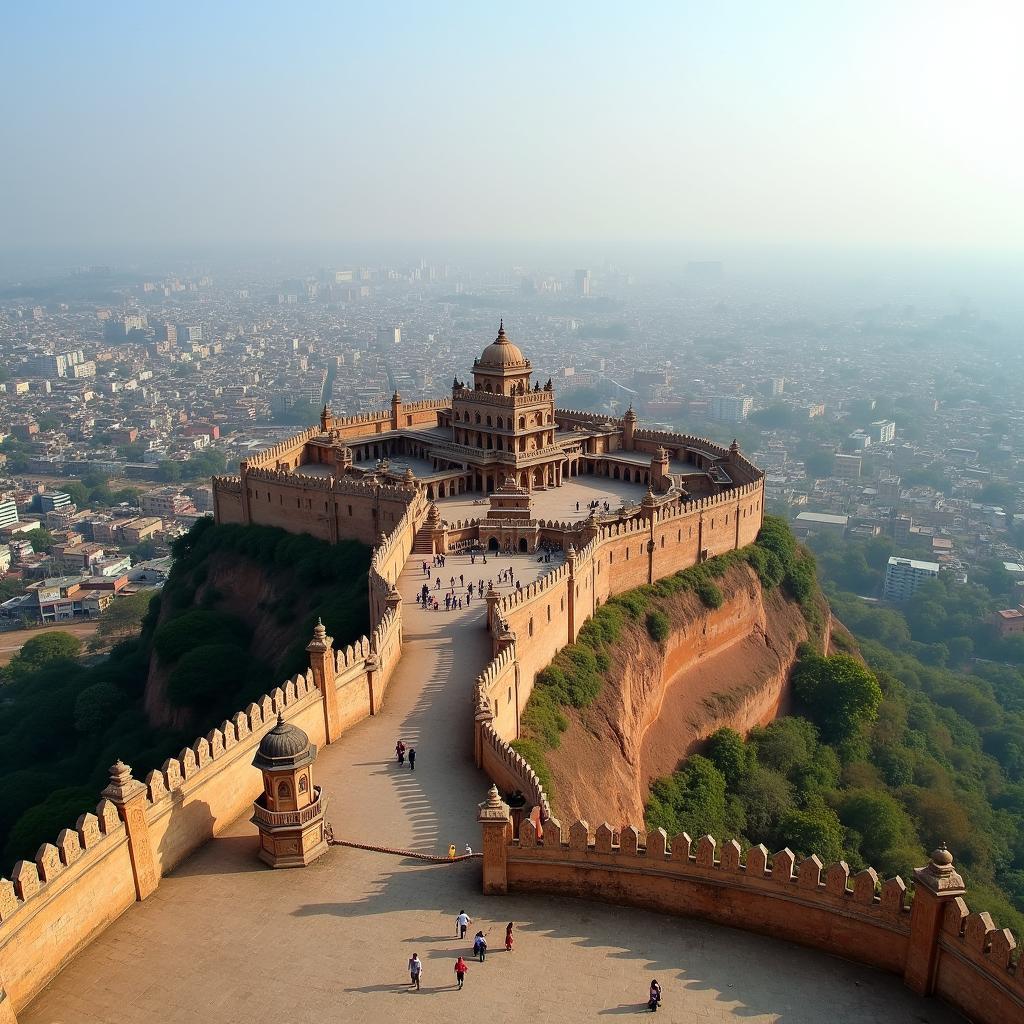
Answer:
[544, 563, 820, 824]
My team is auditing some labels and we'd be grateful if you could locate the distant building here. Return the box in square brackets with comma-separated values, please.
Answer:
[870, 419, 896, 444]
[0, 498, 18, 530]
[709, 396, 752, 423]
[832, 454, 862, 479]
[883, 556, 940, 602]
[574, 269, 591, 297]
[140, 487, 195, 519]
[37, 491, 71, 513]
[993, 607, 1024, 638]
[376, 326, 401, 347]
[793, 512, 848, 538]
[764, 377, 785, 397]
[847, 431, 871, 450]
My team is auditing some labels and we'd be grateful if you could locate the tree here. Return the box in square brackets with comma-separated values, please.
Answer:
[837, 789, 915, 866]
[30, 526, 57, 553]
[5, 631, 82, 682]
[157, 461, 182, 483]
[706, 728, 751, 787]
[793, 653, 883, 742]
[74, 682, 124, 733]
[646, 756, 728, 839]
[779, 806, 845, 864]
[87, 591, 155, 652]
[63, 479, 90, 508]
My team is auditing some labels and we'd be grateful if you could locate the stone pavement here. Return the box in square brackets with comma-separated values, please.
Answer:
[21, 550, 964, 1023]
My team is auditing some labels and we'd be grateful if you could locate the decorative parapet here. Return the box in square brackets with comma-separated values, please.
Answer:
[511, 820, 910, 926]
[244, 425, 322, 468]
[941, 894, 1023, 1002]
[480, 722, 551, 820]
[0, 797, 126, 926]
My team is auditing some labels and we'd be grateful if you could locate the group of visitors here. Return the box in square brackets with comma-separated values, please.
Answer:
[407, 914, 515, 993]
[394, 739, 416, 770]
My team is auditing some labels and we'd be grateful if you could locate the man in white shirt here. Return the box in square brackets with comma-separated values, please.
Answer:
[456, 910, 472, 939]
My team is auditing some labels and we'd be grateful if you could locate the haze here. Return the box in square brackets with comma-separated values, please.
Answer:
[1, 1, 1022, 254]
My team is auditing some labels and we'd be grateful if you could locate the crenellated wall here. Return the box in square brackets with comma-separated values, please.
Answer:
[476, 800, 1024, 1024]
[0, 601, 405, 1017]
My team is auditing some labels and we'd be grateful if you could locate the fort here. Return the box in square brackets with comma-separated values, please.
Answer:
[0, 325, 1020, 1023]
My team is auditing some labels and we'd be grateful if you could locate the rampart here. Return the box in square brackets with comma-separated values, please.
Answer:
[0, 605, 403, 1018]
[476, 798, 1024, 1024]
[471, 480, 766, 763]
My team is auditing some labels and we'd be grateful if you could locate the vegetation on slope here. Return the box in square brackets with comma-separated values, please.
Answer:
[0, 518, 369, 866]
[511, 516, 819, 799]
[645, 526, 1024, 938]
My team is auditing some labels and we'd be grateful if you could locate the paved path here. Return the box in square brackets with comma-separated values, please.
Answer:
[22, 550, 964, 1023]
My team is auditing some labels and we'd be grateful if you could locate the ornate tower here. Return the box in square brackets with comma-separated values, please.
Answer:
[250, 713, 328, 868]
[623, 404, 637, 450]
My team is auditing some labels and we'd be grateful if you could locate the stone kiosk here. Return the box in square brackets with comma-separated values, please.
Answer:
[250, 714, 328, 868]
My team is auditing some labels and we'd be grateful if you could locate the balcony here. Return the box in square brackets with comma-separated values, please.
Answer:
[251, 786, 325, 828]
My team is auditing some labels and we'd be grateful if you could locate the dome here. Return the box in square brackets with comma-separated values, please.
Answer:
[252, 713, 316, 771]
[478, 320, 527, 369]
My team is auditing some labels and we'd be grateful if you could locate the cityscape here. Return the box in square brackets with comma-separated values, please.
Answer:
[1, 4, 1023, 1024]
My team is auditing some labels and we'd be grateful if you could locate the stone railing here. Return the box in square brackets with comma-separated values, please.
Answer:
[251, 787, 324, 828]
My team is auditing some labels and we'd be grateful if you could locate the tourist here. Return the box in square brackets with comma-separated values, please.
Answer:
[408, 747, 416, 771]
[435, 577, 441, 590]
[448, 844, 457, 860]
[505, 921, 514, 951]
[576, 501, 579, 512]
[456, 909, 472, 938]
[648, 979, 662, 1011]
[460, 573, 464, 586]
[454, 956, 468, 990]
[464, 843, 473, 856]
[395, 740, 405, 765]
[408, 953, 422, 990]
[473, 930, 487, 962]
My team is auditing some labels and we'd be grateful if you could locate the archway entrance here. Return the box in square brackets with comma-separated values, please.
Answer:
[488, 537, 500, 551]
[518, 538, 528, 553]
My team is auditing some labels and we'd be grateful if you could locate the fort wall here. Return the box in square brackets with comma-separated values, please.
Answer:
[0, 605, 403, 1016]
[476, 804, 1024, 1024]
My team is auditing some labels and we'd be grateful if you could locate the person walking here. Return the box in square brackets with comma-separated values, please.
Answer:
[456, 909, 472, 938]
[408, 747, 416, 771]
[473, 930, 487, 962]
[396, 740, 405, 766]
[454, 956, 468, 990]
[408, 953, 422, 990]
[505, 921, 514, 952]
[648, 979, 662, 1011]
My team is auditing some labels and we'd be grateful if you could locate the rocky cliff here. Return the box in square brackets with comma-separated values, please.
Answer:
[546, 564, 817, 824]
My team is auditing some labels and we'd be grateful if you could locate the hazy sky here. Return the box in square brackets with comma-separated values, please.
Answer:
[1, 1, 1022, 253]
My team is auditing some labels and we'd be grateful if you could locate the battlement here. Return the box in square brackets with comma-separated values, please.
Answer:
[481, 723, 550, 819]
[243, 425, 321, 468]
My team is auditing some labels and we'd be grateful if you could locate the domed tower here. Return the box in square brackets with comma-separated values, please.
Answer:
[450, 321, 560, 494]
[250, 713, 328, 868]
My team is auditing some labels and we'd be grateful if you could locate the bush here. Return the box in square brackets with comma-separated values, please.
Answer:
[74, 682, 124, 734]
[706, 728, 751, 787]
[646, 609, 670, 643]
[615, 592, 648, 620]
[521, 690, 569, 749]
[695, 579, 723, 609]
[793, 652, 883, 743]
[166, 643, 251, 710]
[153, 610, 250, 664]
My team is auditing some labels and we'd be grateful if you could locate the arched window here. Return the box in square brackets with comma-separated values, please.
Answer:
[475, 413, 481, 424]
[298, 776, 309, 794]
[519, 416, 526, 430]
[486, 416, 492, 426]
[529, 618, 534, 637]
[277, 781, 292, 799]
[497, 416, 503, 429]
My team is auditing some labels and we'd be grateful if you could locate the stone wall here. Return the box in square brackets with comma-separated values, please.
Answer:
[0, 603, 405, 1017]
[479, 804, 1024, 1024]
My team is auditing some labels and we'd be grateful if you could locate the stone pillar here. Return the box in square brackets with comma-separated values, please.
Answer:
[478, 785, 512, 895]
[306, 618, 340, 744]
[905, 845, 966, 996]
[101, 761, 158, 902]
[485, 583, 500, 633]
[365, 653, 380, 715]
[623, 405, 637, 451]
[391, 391, 402, 430]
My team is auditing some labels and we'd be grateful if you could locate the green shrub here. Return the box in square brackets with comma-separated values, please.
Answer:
[696, 579, 723, 609]
[615, 591, 648, 620]
[521, 689, 569, 748]
[646, 609, 670, 643]
[153, 610, 251, 664]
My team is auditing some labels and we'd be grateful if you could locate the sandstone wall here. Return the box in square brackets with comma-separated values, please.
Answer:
[0, 603, 405, 1016]
[477, 816, 1024, 1024]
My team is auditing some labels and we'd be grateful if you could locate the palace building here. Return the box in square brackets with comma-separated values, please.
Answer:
[212, 322, 763, 555]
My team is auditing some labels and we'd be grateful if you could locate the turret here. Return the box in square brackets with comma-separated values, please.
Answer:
[623, 404, 637, 450]
[391, 390, 402, 429]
